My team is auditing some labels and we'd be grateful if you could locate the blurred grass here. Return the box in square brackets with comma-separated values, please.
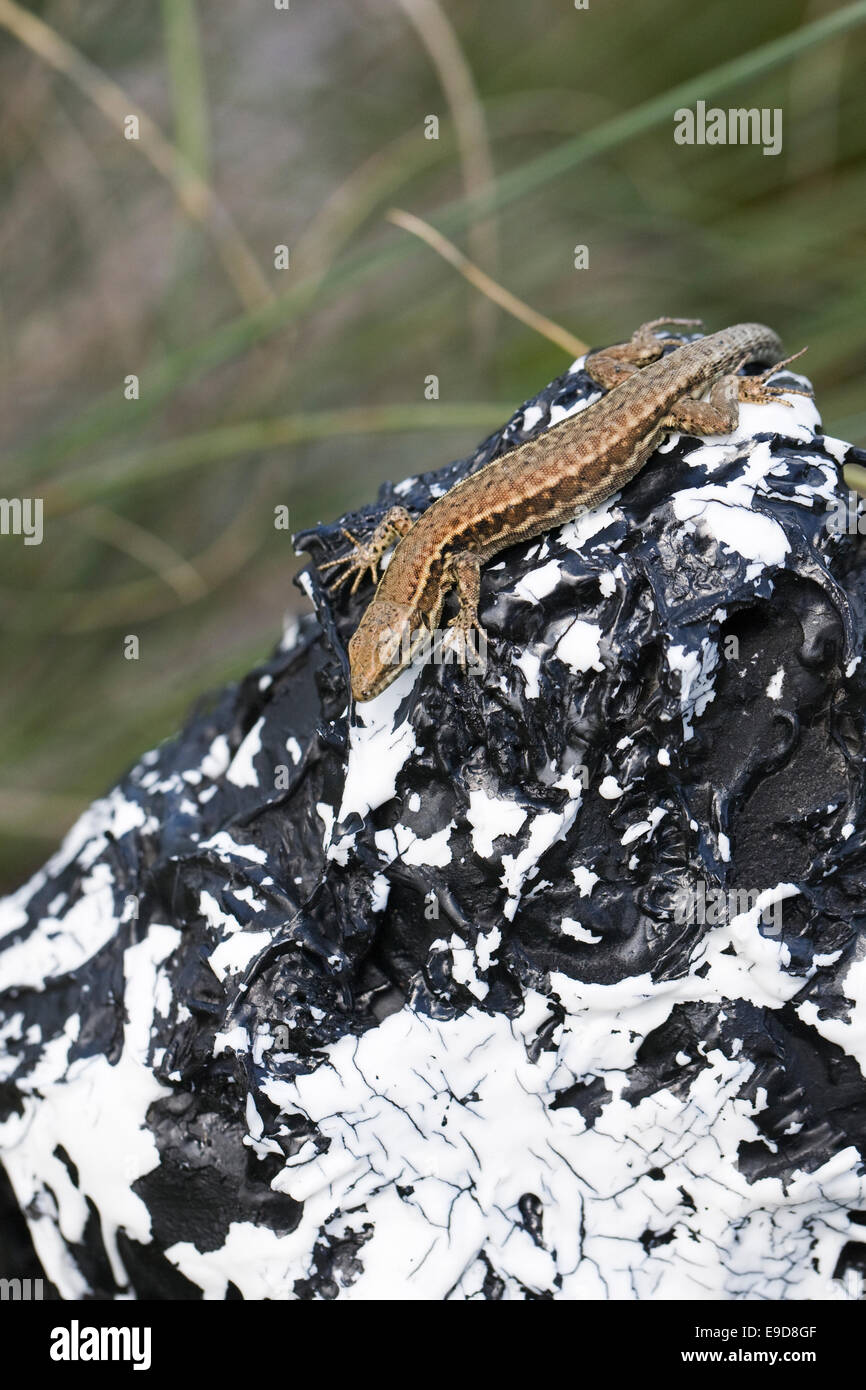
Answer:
[160, 0, 209, 182]
[0, 0, 864, 889]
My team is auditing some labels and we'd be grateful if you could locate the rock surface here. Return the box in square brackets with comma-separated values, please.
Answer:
[3, 333, 866, 1300]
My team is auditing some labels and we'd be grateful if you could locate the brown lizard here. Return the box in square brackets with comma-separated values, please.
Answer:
[319, 320, 808, 702]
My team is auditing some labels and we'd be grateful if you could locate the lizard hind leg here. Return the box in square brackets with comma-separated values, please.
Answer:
[637, 316, 704, 339]
[441, 550, 487, 671]
[629, 317, 704, 358]
[588, 317, 704, 389]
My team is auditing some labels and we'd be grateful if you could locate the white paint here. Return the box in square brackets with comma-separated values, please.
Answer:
[0, 864, 117, 992]
[513, 560, 562, 604]
[820, 435, 849, 465]
[466, 790, 528, 858]
[373, 823, 452, 868]
[200, 831, 268, 866]
[209, 930, 272, 982]
[445, 930, 498, 1001]
[667, 638, 719, 741]
[213, 1025, 251, 1058]
[370, 873, 390, 912]
[0, 925, 179, 1296]
[559, 495, 622, 553]
[227, 718, 265, 788]
[572, 865, 600, 898]
[669, 432, 827, 575]
[560, 918, 602, 944]
[199, 889, 238, 936]
[621, 807, 667, 846]
[555, 618, 604, 675]
[164, 957, 866, 1301]
[549, 390, 600, 427]
[200, 734, 231, 780]
[500, 772, 583, 921]
[512, 648, 542, 699]
[339, 669, 419, 822]
[796, 950, 866, 1078]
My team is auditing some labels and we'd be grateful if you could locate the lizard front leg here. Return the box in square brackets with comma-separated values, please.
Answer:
[661, 349, 811, 436]
[318, 505, 414, 594]
[441, 550, 486, 669]
[588, 317, 703, 390]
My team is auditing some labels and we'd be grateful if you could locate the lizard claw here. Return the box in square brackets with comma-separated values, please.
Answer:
[318, 531, 380, 594]
[319, 550, 379, 594]
[316, 508, 416, 598]
[442, 614, 487, 670]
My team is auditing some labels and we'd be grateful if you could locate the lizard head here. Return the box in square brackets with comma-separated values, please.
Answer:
[348, 600, 427, 703]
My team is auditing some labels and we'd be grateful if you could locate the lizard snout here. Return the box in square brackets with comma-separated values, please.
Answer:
[348, 601, 417, 702]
